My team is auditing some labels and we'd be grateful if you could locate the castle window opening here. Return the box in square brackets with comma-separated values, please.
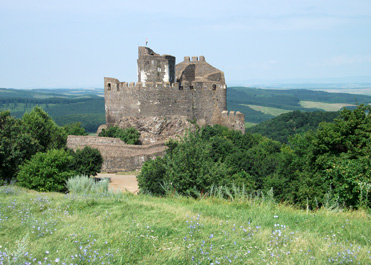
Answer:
[190, 86, 194, 90]
[179, 86, 183, 90]
[107, 83, 111, 91]
[212, 84, 217, 90]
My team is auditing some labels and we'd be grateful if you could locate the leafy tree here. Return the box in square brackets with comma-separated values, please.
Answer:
[99, 126, 140, 144]
[63, 122, 88, 136]
[17, 149, 76, 192]
[22, 107, 67, 152]
[71, 147, 103, 176]
[0, 111, 38, 183]
[138, 126, 276, 196]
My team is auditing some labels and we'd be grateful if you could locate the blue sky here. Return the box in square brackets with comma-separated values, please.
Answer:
[1, 0, 371, 88]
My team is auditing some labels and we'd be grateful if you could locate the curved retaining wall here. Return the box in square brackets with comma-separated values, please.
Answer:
[67, 136, 167, 173]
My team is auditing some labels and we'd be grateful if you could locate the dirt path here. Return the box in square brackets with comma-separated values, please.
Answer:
[97, 173, 139, 194]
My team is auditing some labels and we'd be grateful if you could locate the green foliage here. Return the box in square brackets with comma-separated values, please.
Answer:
[0, 111, 38, 183]
[98, 126, 140, 145]
[137, 157, 167, 195]
[71, 146, 103, 176]
[63, 122, 88, 135]
[22, 107, 67, 152]
[66, 175, 109, 194]
[17, 149, 76, 192]
[138, 125, 279, 197]
[247, 110, 340, 143]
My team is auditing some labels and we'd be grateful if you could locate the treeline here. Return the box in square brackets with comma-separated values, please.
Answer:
[0, 107, 103, 191]
[246, 111, 340, 143]
[138, 105, 371, 209]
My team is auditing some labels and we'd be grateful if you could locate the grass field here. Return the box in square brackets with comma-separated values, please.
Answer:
[1, 184, 370, 264]
[300, 101, 355, 111]
[242, 105, 292, 117]
[244, 122, 256, 129]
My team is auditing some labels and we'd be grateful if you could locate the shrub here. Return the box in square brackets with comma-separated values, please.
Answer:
[63, 122, 88, 136]
[66, 175, 109, 194]
[71, 146, 103, 176]
[17, 149, 76, 192]
[98, 126, 140, 145]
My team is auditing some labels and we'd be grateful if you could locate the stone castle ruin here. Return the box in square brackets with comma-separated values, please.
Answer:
[103, 47, 245, 143]
[68, 47, 245, 172]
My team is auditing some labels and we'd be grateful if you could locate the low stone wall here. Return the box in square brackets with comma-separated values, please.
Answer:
[67, 136, 167, 173]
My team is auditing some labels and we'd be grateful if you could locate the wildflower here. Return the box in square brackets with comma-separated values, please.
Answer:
[274, 215, 278, 218]
[45, 251, 49, 254]
[55, 258, 60, 262]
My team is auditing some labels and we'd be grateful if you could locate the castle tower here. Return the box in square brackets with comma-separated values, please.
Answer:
[137, 47, 175, 83]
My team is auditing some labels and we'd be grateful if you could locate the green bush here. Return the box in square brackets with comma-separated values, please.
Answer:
[63, 122, 88, 136]
[17, 149, 76, 192]
[138, 126, 267, 197]
[66, 175, 109, 194]
[71, 146, 103, 176]
[98, 126, 140, 145]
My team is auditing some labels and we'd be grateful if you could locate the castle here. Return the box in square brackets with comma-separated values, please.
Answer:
[103, 47, 245, 143]
[68, 47, 245, 172]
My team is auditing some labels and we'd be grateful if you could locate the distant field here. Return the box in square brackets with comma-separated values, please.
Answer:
[245, 122, 256, 128]
[242, 104, 292, 116]
[300, 101, 355, 111]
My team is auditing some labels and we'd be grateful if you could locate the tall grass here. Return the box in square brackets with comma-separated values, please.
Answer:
[66, 175, 109, 194]
[0, 183, 370, 264]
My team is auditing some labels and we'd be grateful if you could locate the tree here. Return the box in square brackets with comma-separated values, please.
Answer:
[22, 106, 67, 152]
[17, 149, 76, 192]
[71, 147, 103, 176]
[0, 111, 38, 183]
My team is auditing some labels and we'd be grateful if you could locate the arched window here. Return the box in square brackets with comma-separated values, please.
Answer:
[107, 83, 111, 91]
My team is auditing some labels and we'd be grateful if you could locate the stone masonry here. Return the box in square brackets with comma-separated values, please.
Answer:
[104, 47, 245, 143]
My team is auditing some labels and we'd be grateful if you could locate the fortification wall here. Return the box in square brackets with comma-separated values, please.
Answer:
[67, 136, 167, 173]
[104, 78, 227, 126]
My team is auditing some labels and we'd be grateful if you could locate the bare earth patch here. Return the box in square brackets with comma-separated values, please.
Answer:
[97, 173, 139, 194]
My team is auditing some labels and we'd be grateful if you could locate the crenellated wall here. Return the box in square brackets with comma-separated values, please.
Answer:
[104, 78, 227, 127]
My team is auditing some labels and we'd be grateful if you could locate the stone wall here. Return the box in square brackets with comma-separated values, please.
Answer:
[67, 136, 167, 173]
[104, 79, 227, 127]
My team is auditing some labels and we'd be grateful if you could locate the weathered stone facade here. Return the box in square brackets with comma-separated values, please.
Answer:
[67, 136, 167, 172]
[104, 47, 244, 143]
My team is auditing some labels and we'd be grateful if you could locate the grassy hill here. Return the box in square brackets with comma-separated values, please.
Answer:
[1, 185, 370, 264]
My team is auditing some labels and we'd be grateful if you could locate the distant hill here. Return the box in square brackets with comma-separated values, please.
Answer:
[1, 86, 370, 133]
[227, 87, 371, 124]
[246, 111, 340, 143]
[0, 88, 105, 132]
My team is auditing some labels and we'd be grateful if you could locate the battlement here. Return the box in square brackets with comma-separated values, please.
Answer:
[183, 56, 206, 62]
[219, 110, 245, 133]
[104, 47, 244, 138]
[105, 78, 227, 91]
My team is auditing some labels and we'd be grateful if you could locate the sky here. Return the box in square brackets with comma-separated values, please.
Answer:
[1, 0, 371, 88]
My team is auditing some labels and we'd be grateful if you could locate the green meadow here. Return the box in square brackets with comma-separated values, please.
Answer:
[1, 185, 370, 264]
